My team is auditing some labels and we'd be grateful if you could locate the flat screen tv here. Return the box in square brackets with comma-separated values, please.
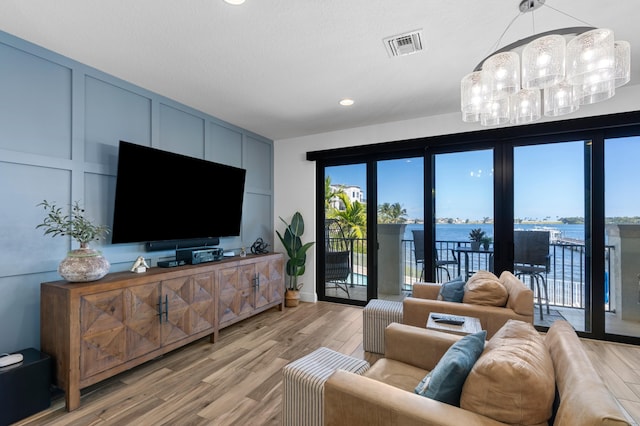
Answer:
[111, 141, 246, 249]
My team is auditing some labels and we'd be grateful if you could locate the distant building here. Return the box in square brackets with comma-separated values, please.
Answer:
[329, 184, 364, 210]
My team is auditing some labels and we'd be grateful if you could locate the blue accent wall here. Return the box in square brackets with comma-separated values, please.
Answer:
[0, 30, 274, 353]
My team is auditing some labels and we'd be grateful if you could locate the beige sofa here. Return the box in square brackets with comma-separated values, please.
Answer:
[324, 320, 631, 425]
[403, 270, 534, 338]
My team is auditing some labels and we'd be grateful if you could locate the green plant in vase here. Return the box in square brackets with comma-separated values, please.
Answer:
[481, 236, 492, 250]
[469, 228, 486, 250]
[276, 211, 314, 307]
[37, 200, 111, 282]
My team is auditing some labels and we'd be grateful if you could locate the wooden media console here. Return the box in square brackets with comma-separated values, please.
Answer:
[40, 252, 284, 411]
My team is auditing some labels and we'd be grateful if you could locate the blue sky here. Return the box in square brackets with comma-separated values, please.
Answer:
[326, 136, 639, 221]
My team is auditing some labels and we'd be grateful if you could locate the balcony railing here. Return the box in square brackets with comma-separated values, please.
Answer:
[401, 239, 612, 311]
[328, 237, 612, 310]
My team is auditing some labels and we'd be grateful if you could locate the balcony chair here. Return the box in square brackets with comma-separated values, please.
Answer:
[324, 219, 352, 298]
[513, 230, 551, 319]
[412, 229, 457, 283]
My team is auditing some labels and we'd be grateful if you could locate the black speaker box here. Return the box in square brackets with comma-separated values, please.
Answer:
[0, 348, 51, 425]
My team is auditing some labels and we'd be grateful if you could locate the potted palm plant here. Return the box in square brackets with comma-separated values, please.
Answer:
[276, 211, 314, 307]
[37, 200, 111, 282]
[469, 228, 486, 250]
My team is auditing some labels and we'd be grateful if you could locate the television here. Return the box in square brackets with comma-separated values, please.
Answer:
[111, 141, 246, 249]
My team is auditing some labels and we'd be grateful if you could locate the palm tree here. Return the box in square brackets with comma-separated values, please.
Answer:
[324, 176, 345, 210]
[378, 202, 407, 224]
[378, 202, 391, 223]
[331, 192, 366, 239]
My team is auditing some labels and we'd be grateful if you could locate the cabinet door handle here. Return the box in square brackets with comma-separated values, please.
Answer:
[164, 295, 169, 322]
[157, 295, 163, 324]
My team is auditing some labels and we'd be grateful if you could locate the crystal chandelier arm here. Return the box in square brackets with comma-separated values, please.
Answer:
[487, 11, 523, 56]
[541, 3, 596, 28]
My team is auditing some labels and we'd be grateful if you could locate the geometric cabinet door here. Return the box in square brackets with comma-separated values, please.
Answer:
[80, 288, 129, 379]
[80, 283, 162, 378]
[255, 257, 284, 309]
[161, 273, 215, 346]
[79, 273, 215, 379]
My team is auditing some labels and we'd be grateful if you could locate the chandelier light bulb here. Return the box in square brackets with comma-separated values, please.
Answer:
[480, 96, 510, 127]
[461, 71, 484, 122]
[614, 40, 631, 87]
[566, 28, 615, 86]
[544, 80, 579, 116]
[522, 34, 565, 89]
[510, 89, 541, 124]
[482, 52, 521, 99]
[577, 78, 615, 105]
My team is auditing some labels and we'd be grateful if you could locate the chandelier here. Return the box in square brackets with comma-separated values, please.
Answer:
[461, 0, 631, 126]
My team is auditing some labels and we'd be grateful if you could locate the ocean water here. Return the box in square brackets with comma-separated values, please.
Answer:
[402, 223, 585, 243]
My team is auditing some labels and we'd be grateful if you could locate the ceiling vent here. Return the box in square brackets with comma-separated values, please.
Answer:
[383, 30, 424, 58]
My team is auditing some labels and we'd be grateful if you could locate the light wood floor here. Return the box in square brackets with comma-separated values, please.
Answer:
[16, 301, 640, 425]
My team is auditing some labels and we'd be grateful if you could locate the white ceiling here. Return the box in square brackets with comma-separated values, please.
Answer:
[0, 0, 638, 140]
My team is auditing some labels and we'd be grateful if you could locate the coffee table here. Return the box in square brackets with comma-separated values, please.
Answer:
[426, 312, 482, 336]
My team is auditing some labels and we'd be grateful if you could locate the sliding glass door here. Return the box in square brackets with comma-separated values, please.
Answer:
[513, 141, 589, 331]
[376, 157, 423, 300]
[433, 149, 495, 283]
[323, 164, 367, 302]
[604, 136, 640, 338]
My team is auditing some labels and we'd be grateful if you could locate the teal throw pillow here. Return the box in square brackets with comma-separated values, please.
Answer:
[414, 330, 487, 406]
[437, 276, 465, 302]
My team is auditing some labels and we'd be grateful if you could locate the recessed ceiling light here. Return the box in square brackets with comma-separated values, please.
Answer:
[339, 98, 355, 106]
[224, 0, 245, 5]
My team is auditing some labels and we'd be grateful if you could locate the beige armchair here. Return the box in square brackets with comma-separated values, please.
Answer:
[326, 324, 499, 425]
[403, 270, 534, 338]
[324, 321, 631, 425]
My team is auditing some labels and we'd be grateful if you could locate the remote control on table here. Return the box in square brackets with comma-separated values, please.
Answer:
[432, 315, 466, 325]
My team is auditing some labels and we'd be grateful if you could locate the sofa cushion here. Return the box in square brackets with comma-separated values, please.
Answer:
[415, 330, 486, 406]
[460, 319, 555, 425]
[499, 270, 534, 316]
[365, 358, 428, 393]
[462, 270, 508, 307]
[437, 276, 465, 302]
